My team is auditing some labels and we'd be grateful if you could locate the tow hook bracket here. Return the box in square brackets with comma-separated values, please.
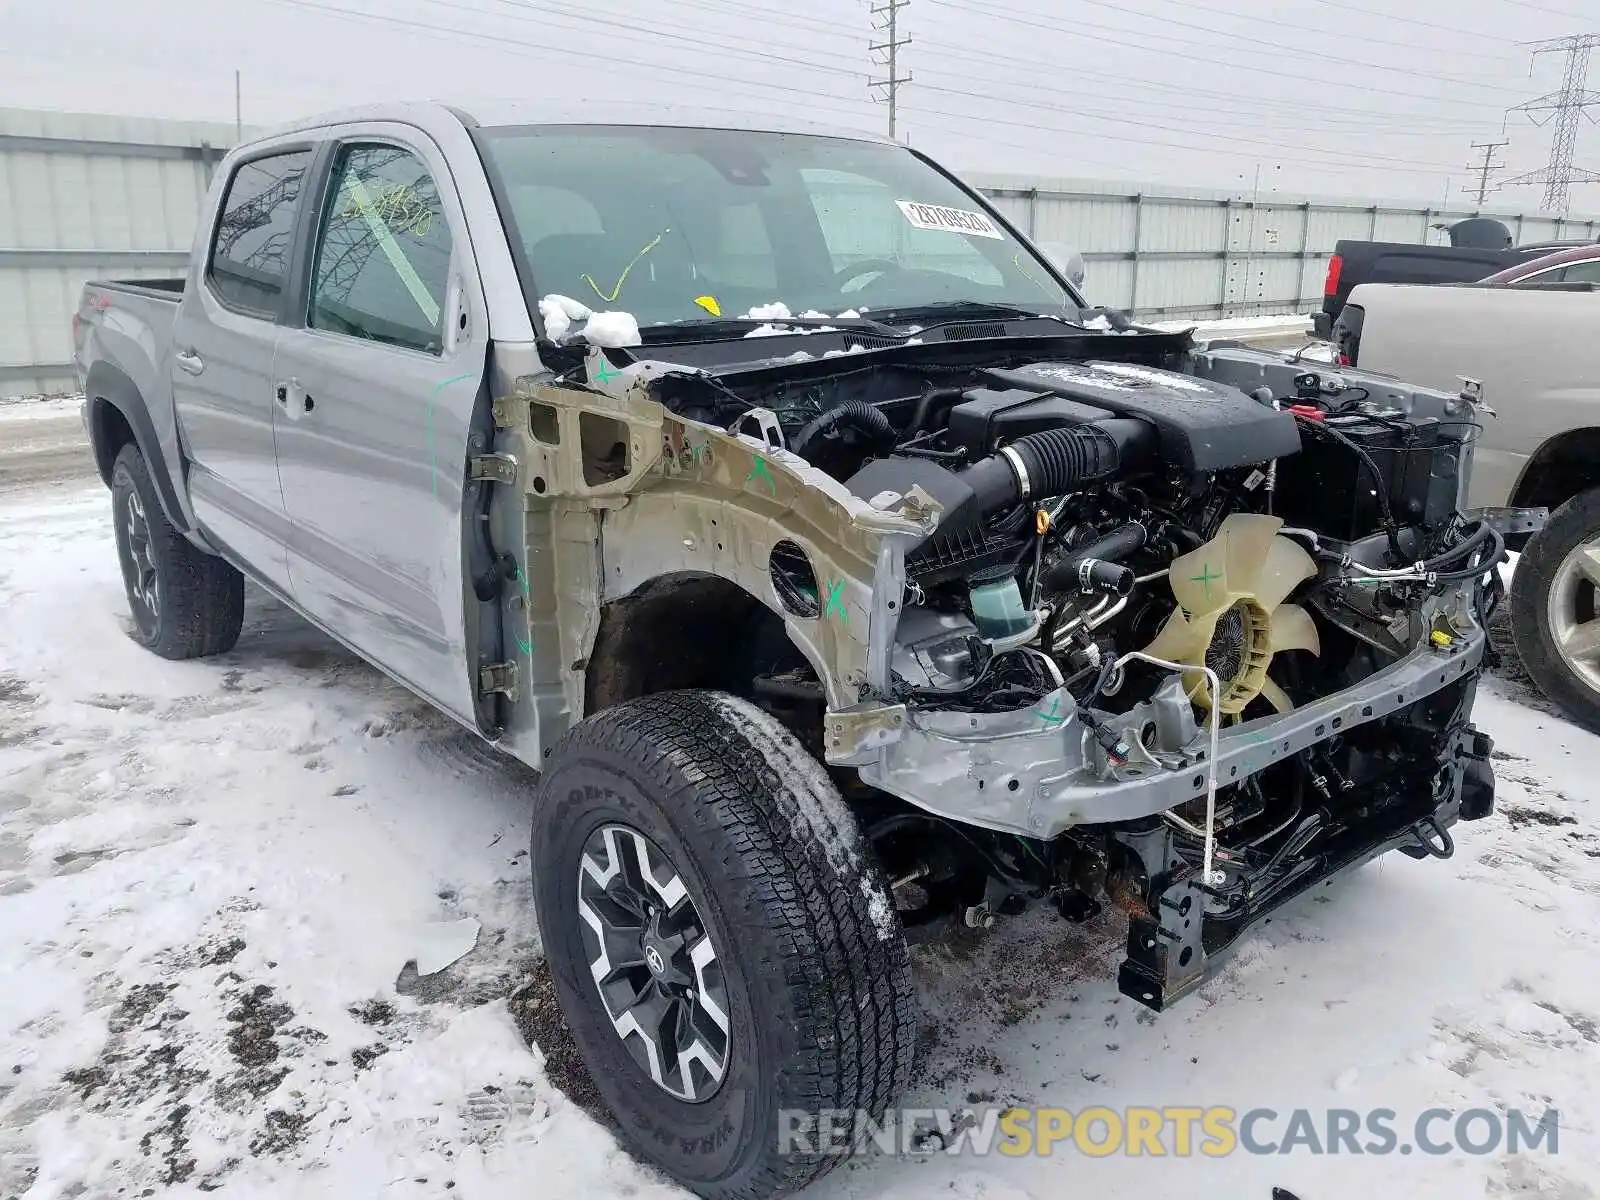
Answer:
[1399, 816, 1455, 860]
[469, 453, 518, 485]
[824, 703, 908, 763]
[478, 661, 518, 701]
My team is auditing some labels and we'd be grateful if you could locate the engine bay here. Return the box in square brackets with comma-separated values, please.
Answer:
[622, 326, 1502, 1008]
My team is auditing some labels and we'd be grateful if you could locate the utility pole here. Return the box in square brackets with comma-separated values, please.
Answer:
[1464, 139, 1509, 205]
[235, 70, 242, 143]
[1502, 34, 1600, 213]
[869, 0, 912, 141]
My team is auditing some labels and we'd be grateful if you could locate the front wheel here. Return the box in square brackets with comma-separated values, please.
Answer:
[530, 690, 916, 1199]
[1511, 487, 1600, 731]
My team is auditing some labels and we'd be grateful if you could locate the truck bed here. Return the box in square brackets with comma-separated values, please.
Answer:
[91, 277, 186, 302]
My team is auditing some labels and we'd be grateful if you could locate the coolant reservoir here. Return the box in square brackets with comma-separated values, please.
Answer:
[969, 573, 1032, 640]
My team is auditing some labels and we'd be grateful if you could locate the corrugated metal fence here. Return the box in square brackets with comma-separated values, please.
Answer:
[0, 106, 238, 397]
[970, 172, 1600, 320]
[4, 106, 1600, 396]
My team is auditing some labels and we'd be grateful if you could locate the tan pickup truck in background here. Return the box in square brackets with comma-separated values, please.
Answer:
[1335, 281, 1600, 728]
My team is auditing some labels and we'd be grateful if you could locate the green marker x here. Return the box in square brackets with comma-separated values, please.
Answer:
[1189, 561, 1222, 603]
[594, 356, 621, 385]
[824, 579, 848, 624]
[1038, 695, 1065, 727]
[746, 454, 776, 495]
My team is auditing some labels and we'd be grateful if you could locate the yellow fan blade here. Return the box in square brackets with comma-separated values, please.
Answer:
[1268, 603, 1321, 656]
[1219, 514, 1285, 595]
[1145, 608, 1221, 664]
[1168, 539, 1231, 616]
[1253, 535, 1319, 611]
[1259, 677, 1295, 713]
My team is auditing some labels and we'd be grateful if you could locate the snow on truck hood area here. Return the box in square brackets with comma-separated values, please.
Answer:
[3, 378, 1598, 1195]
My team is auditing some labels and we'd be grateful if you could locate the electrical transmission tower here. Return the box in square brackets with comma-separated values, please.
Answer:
[1464, 139, 1509, 205]
[1502, 34, 1600, 213]
[869, 0, 912, 140]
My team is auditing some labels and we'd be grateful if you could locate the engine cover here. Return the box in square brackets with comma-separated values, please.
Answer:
[984, 361, 1300, 472]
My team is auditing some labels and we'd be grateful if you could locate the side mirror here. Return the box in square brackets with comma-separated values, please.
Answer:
[1036, 240, 1087, 291]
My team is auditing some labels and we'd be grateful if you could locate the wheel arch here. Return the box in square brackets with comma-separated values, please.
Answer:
[584, 570, 820, 717]
[84, 360, 198, 538]
[1509, 427, 1600, 515]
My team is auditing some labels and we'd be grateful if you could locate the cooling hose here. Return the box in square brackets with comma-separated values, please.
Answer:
[791, 401, 898, 463]
[959, 418, 1156, 514]
[1042, 521, 1148, 595]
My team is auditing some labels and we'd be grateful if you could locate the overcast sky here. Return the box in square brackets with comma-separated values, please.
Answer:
[3, 0, 1597, 211]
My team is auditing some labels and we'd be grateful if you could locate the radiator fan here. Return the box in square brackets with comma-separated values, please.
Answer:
[1143, 514, 1320, 716]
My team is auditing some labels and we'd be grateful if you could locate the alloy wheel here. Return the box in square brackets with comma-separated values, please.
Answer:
[576, 824, 731, 1102]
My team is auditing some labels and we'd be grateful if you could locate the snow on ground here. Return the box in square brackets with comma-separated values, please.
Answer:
[0, 395, 82, 425]
[4, 474, 1595, 1197]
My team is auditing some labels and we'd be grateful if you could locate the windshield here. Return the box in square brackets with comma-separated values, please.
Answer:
[476, 124, 1074, 331]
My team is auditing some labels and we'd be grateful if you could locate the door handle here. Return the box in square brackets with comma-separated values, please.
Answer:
[175, 349, 205, 376]
[276, 379, 315, 416]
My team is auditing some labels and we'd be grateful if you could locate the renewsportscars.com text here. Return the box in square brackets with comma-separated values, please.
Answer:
[778, 1105, 1560, 1158]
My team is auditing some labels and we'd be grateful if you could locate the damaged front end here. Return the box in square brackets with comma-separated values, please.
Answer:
[492, 323, 1516, 1013]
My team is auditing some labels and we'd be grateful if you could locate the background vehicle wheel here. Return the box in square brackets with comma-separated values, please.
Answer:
[531, 690, 916, 1199]
[110, 443, 244, 660]
[1512, 487, 1600, 731]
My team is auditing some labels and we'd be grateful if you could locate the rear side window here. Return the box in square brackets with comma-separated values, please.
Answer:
[1562, 260, 1600, 285]
[308, 144, 453, 355]
[209, 150, 312, 317]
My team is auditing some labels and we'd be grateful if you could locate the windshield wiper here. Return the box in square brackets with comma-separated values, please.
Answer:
[868, 300, 1067, 324]
[639, 314, 906, 342]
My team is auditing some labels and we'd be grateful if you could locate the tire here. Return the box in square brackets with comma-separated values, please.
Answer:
[530, 690, 916, 1199]
[110, 443, 244, 660]
[1511, 486, 1600, 731]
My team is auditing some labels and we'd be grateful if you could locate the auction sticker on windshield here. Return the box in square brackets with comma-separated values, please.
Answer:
[896, 200, 1005, 239]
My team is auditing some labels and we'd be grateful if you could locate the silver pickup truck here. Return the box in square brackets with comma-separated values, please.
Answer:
[1334, 282, 1598, 730]
[75, 102, 1503, 1198]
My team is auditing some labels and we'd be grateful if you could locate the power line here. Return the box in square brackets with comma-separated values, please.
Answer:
[906, 79, 1468, 173]
[1502, 34, 1600, 213]
[1297, 0, 1522, 47]
[924, 0, 1536, 100]
[911, 60, 1493, 136]
[1464, 139, 1510, 204]
[247, 0, 1469, 178]
[869, 0, 913, 140]
[1072, 0, 1518, 65]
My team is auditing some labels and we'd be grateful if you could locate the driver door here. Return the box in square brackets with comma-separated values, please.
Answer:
[271, 131, 489, 723]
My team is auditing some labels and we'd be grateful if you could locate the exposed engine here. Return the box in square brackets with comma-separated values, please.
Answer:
[650, 331, 1502, 1009]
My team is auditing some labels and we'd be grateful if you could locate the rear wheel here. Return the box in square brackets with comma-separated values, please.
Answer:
[110, 443, 244, 660]
[531, 690, 916, 1199]
[1512, 487, 1600, 731]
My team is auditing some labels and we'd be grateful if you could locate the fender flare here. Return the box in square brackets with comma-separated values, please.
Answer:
[84, 359, 199, 538]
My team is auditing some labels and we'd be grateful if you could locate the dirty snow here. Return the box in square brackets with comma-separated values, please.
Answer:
[536, 293, 592, 342]
[742, 301, 794, 321]
[536, 296, 640, 348]
[4, 478, 1598, 1199]
[578, 311, 641, 349]
[0, 395, 81, 424]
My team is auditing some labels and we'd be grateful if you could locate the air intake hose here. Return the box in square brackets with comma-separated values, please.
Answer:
[791, 401, 898, 463]
[959, 417, 1156, 514]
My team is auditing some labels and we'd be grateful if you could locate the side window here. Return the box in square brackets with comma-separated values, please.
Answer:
[1516, 265, 1568, 285]
[209, 150, 312, 317]
[1561, 260, 1600, 284]
[309, 144, 452, 355]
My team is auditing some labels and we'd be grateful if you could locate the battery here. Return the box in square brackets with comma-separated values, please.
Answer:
[1272, 409, 1456, 542]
